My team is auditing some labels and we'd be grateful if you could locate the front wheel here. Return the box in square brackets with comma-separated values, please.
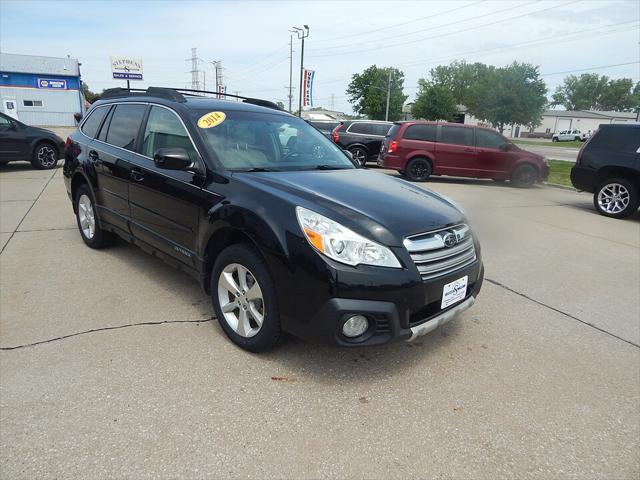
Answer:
[349, 147, 367, 166]
[594, 178, 639, 218]
[403, 157, 432, 182]
[31, 143, 58, 169]
[511, 164, 538, 188]
[211, 244, 281, 352]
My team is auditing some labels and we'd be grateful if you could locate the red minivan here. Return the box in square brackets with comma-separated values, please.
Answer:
[378, 121, 549, 188]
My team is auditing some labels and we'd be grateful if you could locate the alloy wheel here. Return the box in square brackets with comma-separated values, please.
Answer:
[77, 194, 96, 239]
[351, 149, 366, 165]
[597, 183, 630, 214]
[217, 263, 264, 338]
[37, 145, 57, 168]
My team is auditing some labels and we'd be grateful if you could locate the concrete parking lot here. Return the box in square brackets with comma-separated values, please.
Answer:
[1, 162, 638, 478]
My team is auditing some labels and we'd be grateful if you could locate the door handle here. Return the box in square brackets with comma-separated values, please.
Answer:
[463, 148, 475, 152]
[130, 169, 144, 182]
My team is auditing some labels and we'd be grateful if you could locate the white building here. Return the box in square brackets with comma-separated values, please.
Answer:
[0, 53, 85, 127]
[519, 110, 637, 137]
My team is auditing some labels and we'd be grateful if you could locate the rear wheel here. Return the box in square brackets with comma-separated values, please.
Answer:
[211, 244, 281, 352]
[552, 137, 558, 143]
[511, 164, 538, 188]
[74, 184, 116, 248]
[594, 178, 639, 218]
[403, 157, 432, 182]
[31, 142, 58, 169]
[349, 147, 367, 166]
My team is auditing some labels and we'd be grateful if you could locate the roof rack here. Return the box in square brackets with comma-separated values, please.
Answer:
[100, 87, 283, 112]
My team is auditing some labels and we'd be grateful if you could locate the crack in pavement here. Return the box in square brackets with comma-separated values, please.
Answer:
[0, 168, 58, 255]
[485, 277, 639, 349]
[0, 318, 213, 351]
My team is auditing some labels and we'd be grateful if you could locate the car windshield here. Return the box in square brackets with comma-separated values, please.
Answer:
[193, 110, 355, 171]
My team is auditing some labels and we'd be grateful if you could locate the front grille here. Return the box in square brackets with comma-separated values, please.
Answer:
[404, 224, 477, 281]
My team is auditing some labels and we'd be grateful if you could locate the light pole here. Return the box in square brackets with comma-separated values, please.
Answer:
[292, 25, 309, 117]
[385, 68, 392, 122]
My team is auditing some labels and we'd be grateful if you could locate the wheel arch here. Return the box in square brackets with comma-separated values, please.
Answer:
[596, 166, 640, 189]
[70, 171, 92, 213]
[406, 153, 435, 169]
[347, 143, 369, 154]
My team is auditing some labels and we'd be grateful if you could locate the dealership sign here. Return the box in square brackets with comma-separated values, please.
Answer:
[37, 78, 67, 89]
[110, 56, 143, 80]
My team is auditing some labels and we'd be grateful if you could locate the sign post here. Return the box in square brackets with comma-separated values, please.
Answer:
[110, 57, 144, 89]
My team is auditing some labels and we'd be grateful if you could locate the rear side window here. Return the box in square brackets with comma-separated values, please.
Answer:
[588, 128, 639, 155]
[404, 124, 437, 142]
[81, 107, 108, 139]
[348, 122, 373, 134]
[372, 123, 391, 136]
[475, 129, 507, 149]
[105, 104, 147, 151]
[386, 124, 401, 138]
[141, 106, 197, 160]
[440, 126, 474, 147]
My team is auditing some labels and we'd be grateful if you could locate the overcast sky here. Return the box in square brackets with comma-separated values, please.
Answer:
[1, 0, 638, 113]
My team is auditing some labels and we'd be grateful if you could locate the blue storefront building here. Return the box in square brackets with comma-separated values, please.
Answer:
[0, 53, 85, 127]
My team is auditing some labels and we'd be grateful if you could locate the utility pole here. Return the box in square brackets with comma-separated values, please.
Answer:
[385, 68, 392, 122]
[292, 25, 309, 117]
[288, 34, 294, 113]
[330, 93, 335, 111]
[211, 60, 224, 98]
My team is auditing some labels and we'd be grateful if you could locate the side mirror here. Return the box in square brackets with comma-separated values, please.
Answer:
[73, 112, 83, 123]
[153, 148, 192, 171]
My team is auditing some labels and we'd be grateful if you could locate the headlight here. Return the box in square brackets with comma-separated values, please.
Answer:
[296, 206, 401, 268]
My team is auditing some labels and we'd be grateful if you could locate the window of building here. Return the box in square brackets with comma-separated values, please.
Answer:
[23, 100, 43, 107]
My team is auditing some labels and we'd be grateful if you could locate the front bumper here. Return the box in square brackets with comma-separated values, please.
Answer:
[291, 261, 484, 347]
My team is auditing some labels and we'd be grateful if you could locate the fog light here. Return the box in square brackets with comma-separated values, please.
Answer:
[342, 314, 369, 338]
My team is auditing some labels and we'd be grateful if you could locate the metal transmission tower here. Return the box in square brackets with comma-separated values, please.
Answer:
[188, 48, 201, 91]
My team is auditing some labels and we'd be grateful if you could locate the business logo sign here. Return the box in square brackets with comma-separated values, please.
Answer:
[302, 69, 315, 107]
[37, 78, 67, 89]
[110, 56, 143, 81]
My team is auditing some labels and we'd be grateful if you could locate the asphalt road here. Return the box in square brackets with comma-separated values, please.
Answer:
[1, 163, 638, 479]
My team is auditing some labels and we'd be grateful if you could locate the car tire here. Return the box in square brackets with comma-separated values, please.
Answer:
[211, 243, 281, 352]
[511, 164, 538, 188]
[593, 178, 639, 219]
[349, 147, 368, 166]
[552, 137, 558, 143]
[74, 184, 116, 248]
[31, 142, 59, 170]
[404, 157, 432, 182]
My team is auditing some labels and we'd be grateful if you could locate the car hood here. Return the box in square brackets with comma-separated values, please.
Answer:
[28, 126, 63, 142]
[232, 169, 465, 246]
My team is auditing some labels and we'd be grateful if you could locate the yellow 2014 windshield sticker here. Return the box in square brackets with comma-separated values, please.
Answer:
[197, 111, 226, 128]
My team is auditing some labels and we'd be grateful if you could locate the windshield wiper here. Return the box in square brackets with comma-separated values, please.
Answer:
[311, 165, 352, 170]
[234, 167, 275, 172]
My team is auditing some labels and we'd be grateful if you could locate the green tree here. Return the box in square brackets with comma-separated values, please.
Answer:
[276, 101, 285, 110]
[598, 78, 637, 111]
[429, 60, 493, 108]
[470, 62, 547, 133]
[412, 80, 457, 121]
[552, 73, 609, 110]
[346, 65, 407, 120]
[81, 82, 101, 104]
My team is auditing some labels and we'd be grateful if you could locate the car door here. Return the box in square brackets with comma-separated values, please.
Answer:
[128, 105, 205, 268]
[435, 125, 476, 176]
[475, 128, 513, 176]
[0, 114, 29, 160]
[90, 103, 145, 233]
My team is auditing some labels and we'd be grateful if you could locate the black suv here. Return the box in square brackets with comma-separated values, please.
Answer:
[0, 112, 65, 169]
[571, 124, 640, 218]
[331, 120, 393, 165]
[307, 120, 340, 139]
[64, 87, 483, 352]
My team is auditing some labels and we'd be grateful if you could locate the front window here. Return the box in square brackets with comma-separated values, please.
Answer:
[194, 110, 354, 171]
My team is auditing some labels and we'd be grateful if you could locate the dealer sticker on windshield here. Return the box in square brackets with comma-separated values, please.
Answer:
[197, 111, 226, 128]
[441, 276, 468, 309]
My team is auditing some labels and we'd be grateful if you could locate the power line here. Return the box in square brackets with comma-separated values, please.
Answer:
[312, 0, 485, 44]
[308, 0, 579, 58]
[540, 61, 640, 77]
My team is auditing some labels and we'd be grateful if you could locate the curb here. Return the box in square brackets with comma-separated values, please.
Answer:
[543, 182, 577, 191]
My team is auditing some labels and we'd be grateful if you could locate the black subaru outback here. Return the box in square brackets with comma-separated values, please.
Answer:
[63, 87, 483, 352]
